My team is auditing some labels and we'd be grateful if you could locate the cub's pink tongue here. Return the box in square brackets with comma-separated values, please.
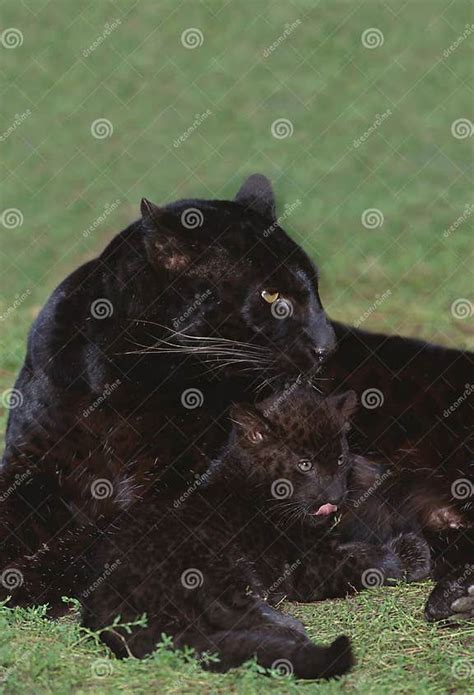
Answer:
[314, 503, 338, 516]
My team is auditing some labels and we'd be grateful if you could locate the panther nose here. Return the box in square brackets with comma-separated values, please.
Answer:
[312, 347, 329, 362]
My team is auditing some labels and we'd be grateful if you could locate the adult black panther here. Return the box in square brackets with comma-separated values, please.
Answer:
[0, 174, 472, 621]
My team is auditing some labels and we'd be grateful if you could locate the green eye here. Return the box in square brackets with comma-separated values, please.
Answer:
[298, 459, 313, 472]
[261, 290, 280, 304]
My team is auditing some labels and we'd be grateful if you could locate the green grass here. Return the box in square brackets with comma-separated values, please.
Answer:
[0, 0, 473, 692]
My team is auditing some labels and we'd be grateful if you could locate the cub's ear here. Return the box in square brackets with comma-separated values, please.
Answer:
[140, 198, 190, 272]
[229, 404, 270, 444]
[234, 173, 276, 221]
[331, 390, 358, 421]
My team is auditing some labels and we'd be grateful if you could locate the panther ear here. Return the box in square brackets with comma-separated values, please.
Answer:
[234, 174, 276, 221]
[140, 198, 190, 272]
[229, 404, 270, 444]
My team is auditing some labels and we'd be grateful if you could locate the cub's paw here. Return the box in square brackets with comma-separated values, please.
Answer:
[387, 532, 431, 583]
[425, 569, 474, 622]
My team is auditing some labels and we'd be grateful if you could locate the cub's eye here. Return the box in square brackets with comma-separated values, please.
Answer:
[298, 459, 313, 472]
[337, 455, 344, 466]
[261, 290, 280, 304]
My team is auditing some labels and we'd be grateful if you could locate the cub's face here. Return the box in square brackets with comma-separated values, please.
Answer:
[229, 388, 357, 524]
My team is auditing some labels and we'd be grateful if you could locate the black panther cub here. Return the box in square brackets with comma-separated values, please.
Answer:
[52, 387, 427, 679]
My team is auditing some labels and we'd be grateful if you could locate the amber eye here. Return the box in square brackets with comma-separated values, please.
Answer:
[261, 290, 280, 304]
[298, 459, 313, 472]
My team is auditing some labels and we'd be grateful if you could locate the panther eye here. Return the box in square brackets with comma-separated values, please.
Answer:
[261, 290, 280, 304]
[298, 459, 313, 472]
[337, 455, 344, 466]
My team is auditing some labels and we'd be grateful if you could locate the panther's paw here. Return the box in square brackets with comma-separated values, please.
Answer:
[425, 570, 474, 622]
